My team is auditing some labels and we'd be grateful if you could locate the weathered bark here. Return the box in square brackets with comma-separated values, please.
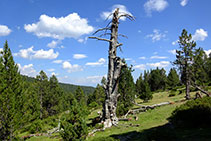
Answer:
[192, 85, 211, 97]
[185, 59, 191, 100]
[89, 8, 134, 128]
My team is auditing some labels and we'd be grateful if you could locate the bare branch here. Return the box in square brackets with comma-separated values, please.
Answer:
[93, 27, 111, 35]
[105, 13, 113, 21]
[118, 14, 135, 21]
[89, 37, 112, 42]
[118, 34, 128, 39]
[116, 43, 123, 48]
[99, 33, 112, 37]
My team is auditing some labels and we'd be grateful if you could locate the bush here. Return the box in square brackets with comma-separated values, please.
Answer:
[88, 101, 99, 109]
[169, 97, 211, 128]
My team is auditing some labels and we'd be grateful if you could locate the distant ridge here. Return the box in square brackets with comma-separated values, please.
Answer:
[22, 75, 95, 95]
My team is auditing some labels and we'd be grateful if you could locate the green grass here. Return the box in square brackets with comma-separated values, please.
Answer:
[20, 90, 211, 140]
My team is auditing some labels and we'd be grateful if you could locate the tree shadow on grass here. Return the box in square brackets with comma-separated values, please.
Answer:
[110, 123, 211, 141]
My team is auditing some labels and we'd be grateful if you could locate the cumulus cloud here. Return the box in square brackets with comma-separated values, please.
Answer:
[101, 4, 132, 21]
[24, 13, 94, 39]
[0, 25, 12, 36]
[146, 29, 167, 42]
[14, 46, 59, 59]
[62, 61, 82, 73]
[205, 49, 211, 56]
[0, 48, 3, 52]
[86, 58, 106, 66]
[134, 64, 146, 70]
[139, 56, 146, 60]
[144, 0, 168, 16]
[192, 28, 208, 41]
[47, 40, 64, 49]
[73, 54, 87, 59]
[168, 49, 177, 55]
[52, 60, 63, 64]
[150, 55, 168, 59]
[180, 0, 188, 6]
[147, 61, 170, 68]
[18, 64, 37, 77]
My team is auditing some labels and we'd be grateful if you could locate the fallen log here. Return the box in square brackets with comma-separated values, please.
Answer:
[192, 85, 211, 97]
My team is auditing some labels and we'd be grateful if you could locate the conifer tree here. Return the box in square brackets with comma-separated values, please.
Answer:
[117, 63, 136, 116]
[174, 29, 196, 100]
[75, 86, 86, 105]
[60, 99, 88, 141]
[48, 75, 63, 116]
[0, 41, 24, 140]
[167, 68, 180, 88]
[136, 73, 152, 102]
[35, 70, 49, 119]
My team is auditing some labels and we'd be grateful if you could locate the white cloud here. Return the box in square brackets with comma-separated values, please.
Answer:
[150, 55, 168, 59]
[180, 0, 188, 6]
[139, 57, 146, 60]
[0, 25, 12, 36]
[73, 54, 87, 59]
[192, 28, 208, 41]
[62, 61, 82, 73]
[51, 72, 59, 76]
[86, 58, 106, 66]
[18, 63, 37, 77]
[101, 4, 132, 21]
[146, 29, 167, 42]
[24, 13, 94, 39]
[144, 0, 168, 16]
[47, 40, 58, 48]
[52, 60, 63, 64]
[168, 49, 177, 55]
[14, 46, 59, 59]
[47, 40, 64, 49]
[205, 49, 211, 56]
[172, 40, 178, 45]
[134, 64, 146, 70]
[47, 68, 55, 72]
[147, 61, 170, 68]
[0, 48, 3, 52]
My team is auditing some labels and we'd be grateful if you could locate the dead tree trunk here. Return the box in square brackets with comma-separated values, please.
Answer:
[89, 8, 134, 128]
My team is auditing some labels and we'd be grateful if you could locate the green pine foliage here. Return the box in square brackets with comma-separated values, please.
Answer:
[87, 84, 105, 109]
[60, 99, 88, 140]
[148, 68, 167, 91]
[167, 68, 180, 88]
[0, 41, 24, 140]
[136, 74, 152, 102]
[117, 63, 136, 116]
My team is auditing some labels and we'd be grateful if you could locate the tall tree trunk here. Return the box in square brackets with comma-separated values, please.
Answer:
[89, 8, 134, 128]
[102, 8, 124, 128]
[185, 59, 190, 100]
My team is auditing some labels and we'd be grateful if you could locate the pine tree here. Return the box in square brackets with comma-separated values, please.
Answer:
[35, 70, 49, 119]
[0, 41, 24, 140]
[60, 99, 88, 141]
[167, 68, 180, 88]
[192, 48, 208, 86]
[136, 73, 152, 102]
[117, 63, 136, 116]
[174, 29, 196, 100]
[48, 75, 63, 116]
[88, 84, 105, 108]
[75, 86, 86, 105]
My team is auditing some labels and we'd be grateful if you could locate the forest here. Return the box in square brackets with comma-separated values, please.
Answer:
[1, 3, 211, 141]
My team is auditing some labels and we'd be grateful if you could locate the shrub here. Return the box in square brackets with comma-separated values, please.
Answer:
[169, 97, 211, 128]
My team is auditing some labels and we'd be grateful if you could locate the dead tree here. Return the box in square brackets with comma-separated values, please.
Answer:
[89, 8, 134, 128]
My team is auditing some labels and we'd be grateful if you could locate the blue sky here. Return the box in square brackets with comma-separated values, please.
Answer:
[0, 0, 210, 86]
